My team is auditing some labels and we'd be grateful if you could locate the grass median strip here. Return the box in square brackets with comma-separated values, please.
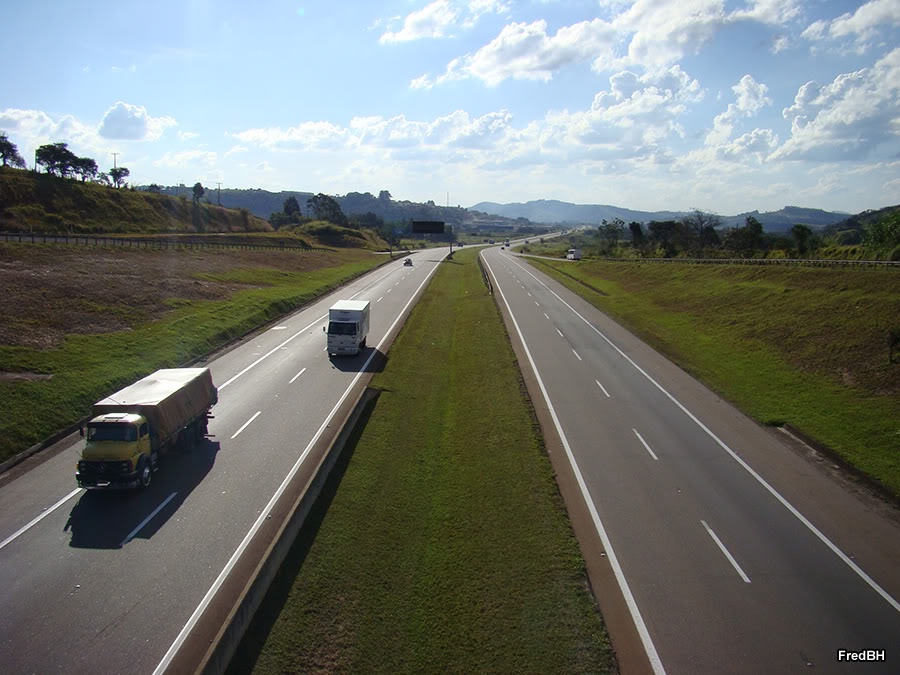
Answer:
[228, 247, 615, 674]
[524, 257, 900, 498]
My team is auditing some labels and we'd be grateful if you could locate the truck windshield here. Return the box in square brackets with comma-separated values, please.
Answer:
[328, 321, 358, 335]
[87, 423, 137, 442]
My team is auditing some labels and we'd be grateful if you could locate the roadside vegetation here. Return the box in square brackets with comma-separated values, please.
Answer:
[0, 242, 389, 462]
[523, 257, 900, 498]
[518, 208, 900, 262]
[228, 247, 615, 674]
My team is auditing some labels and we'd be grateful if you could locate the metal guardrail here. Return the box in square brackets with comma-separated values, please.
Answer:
[532, 253, 899, 270]
[0, 231, 335, 253]
[477, 252, 493, 294]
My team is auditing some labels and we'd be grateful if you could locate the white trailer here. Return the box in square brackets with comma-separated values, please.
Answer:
[566, 248, 583, 260]
[325, 300, 370, 356]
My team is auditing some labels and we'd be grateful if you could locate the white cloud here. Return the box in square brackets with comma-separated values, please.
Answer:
[730, 0, 800, 24]
[410, 73, 434, 90]
[98, 102, 176, 141]
[379, 0, 458, 44]
[432, 19, 619, 87]
[110, 64, 137, 73]
[801, 0, 900, 49]
[771, 47, 900, 161]
[231, 121, 353, 151]
[771, 35, 789, 53]
[0, 108, 102, 157]
[177, 131, 198, 141]
[716, 127, 779, 161]
[154, 150, 217, 168]
[706, 74, 772, 145]
[224, 145, 248, 157]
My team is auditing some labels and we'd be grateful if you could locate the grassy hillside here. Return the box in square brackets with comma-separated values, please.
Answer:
[0, 166, 272, 233]
[0, 242, 389, 461]
[525, 257, 900, 497]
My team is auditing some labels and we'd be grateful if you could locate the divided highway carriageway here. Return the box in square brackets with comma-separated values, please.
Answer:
[0, 248, 446, 675]
[482, 245, 899, 675]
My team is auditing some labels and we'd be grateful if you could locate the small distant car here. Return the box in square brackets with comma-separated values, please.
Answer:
[404, 258, 413, 266]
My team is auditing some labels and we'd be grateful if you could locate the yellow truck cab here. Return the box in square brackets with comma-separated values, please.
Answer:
[80, 413, 152, 489]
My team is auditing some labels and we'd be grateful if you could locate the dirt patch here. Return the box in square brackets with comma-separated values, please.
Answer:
[0, 243, 364, 350]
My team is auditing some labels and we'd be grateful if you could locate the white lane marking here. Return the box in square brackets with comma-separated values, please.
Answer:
[508, 254, 900, 614]
[289, 367, 307, 384]
[481, 253, 666, 675]
[527, 292, 532, 297]
[0, 488, 83, 552]
[544, 313, 550, 320]
[231, 411, 261, 439]
[152, 252, 443, 675]
[218, 266, 397, 391]
[632, 428, 659, 461]
[556, 328, 564, 338]
[596, 380, 611, 397]
[572, 349, 582, 361]
[377, 297, 383, 303]
[702, 520, 751, 583]
[387, 288, 392, 293]
[121, 492, 178, 547]
[534, 301, 540, 307]
[271, 326, 287, 330]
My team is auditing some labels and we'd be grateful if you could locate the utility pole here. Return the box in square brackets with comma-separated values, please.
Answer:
[111, 152, 119, 169]
[216, 182, 222, 205]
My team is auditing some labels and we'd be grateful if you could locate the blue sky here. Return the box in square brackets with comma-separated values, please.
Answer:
[2, 0, 899, 215]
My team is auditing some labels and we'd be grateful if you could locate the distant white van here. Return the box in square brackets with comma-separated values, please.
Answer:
[566, 248, 583, 260]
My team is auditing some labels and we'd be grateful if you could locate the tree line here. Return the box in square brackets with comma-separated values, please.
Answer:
[1, 133, 131, 188]
[590, 209, 900, 260]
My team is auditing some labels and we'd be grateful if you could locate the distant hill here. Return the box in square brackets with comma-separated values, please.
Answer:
[0, 168, 272, 234]
[819, 204, 900, 244]
[155, 186, 533, 232]
[470, 199, 849, 232]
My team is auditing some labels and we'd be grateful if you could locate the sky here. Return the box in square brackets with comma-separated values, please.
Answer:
[2, 0, 899, 216]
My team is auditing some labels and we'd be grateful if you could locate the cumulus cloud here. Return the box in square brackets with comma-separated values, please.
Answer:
[178, 131, 198, 141]
[0, 108, 102, 156]
[770, 47, 900, 161]
[380, 0, 458, 43]
[801, 0, 900, 46]
[231, 121, 353, 151]
[154, 150, 217, 168]
[98, 102, 176, 141]
[716, 128, 779, 161]
[706, 74, 772, 145]
[224, 145, 248, 157]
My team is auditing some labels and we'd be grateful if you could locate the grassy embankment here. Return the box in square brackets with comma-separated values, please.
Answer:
[0, 243, 388, 462]
[524, 257, 900, 497]
[228, 246, 615, 674]
[0, 166, 272, 233]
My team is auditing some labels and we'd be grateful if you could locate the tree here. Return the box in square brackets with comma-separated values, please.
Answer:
[790, 224, 813, 256]
[147, 183, 162, 193]
[36, 142, 78, 177]
[283, 195, 301, 217]
[378, 190, 392, 202]
[724, 215, 765, 257]
[862, 212, 900, 249]
[72, 157, 98, 182]
[599, 218, 625, 254]
[628, 221, 644, 249]
[306, 193, 347, 226]
[192, 182, 205, 203]
[0, 132, 26, 168]
[682, 210, 721, 254]
[648, 220, 680, 257]
[109, 166, 130, 188]
[96, 172, 111, 186]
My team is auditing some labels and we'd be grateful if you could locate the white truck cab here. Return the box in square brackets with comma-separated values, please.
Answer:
[325, 300, 371, 356]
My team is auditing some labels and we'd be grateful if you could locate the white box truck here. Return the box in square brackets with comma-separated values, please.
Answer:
[324, 300, 370, 356]
[567, 248, 583, 260]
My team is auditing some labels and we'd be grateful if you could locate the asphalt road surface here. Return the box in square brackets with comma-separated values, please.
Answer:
[0, 248, 447, 675]
[483, 246, 900, 674]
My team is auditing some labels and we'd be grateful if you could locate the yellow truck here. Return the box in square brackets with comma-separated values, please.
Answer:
[76, 368, 218, 490]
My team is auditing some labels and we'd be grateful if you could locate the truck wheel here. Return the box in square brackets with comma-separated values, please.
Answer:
[361, 337, 367, 349]
[139, 458, 152, 489]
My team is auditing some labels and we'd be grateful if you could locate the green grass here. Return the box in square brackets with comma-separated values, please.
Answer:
[0, 254, 386, 461]
[228, 247, 615, 674]
[525, 258, 900, 497]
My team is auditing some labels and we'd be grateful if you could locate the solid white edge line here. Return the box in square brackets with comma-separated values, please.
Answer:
[121, 492, 178, 547]
[0, 487, 83, 552]
[507, 255, 900, 615]
[230, 411, 261, 439]
[218, 266, 398, 391]
[632, 428, 659, 461]
[701, 520, 751, 583]
[596, 380, 611, 398]
[289, 367, 307, 384]
[152, 251, 444, 675]
[482, 252, 667, 675]
[572, 348, 582, 361]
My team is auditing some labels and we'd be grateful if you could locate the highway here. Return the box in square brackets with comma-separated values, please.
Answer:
[483, 245, 900, 674]
[0, 247, 447, 675]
